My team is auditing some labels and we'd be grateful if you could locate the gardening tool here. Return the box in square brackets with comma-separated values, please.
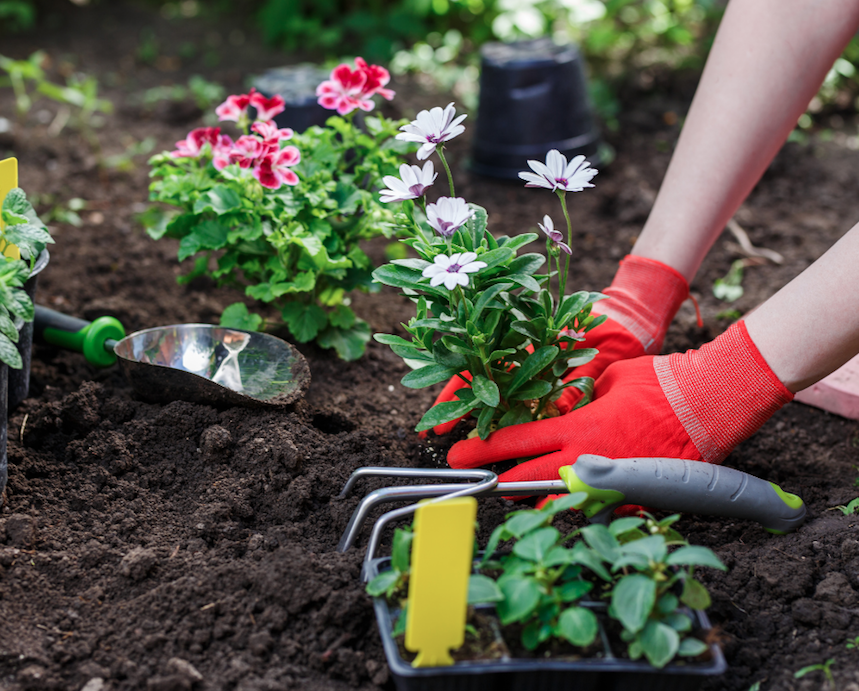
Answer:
[33, 304, 310, 408]
[339, 455, 807, 562]
[405, 497, 477, 668]
[0, 157, 21, 259]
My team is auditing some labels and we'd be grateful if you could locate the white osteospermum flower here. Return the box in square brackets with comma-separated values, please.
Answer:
[422, 252, 487, 291]
[426, 197, 474, 237]
[396, 102, 467, 160]
[538, 214, 571, 255]
[379, 161, 438, 203]
[519, 150, 597, 192]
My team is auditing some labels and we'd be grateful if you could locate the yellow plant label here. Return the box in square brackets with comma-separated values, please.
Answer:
[405, 496, 477, 668]
[0, 157, 21, 259]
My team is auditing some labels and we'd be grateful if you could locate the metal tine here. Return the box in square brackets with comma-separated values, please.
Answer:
[359, 478, 571, 580]
[337, 464, 569, 554]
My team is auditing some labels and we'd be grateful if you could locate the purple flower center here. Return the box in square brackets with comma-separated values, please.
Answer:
[446, 262, 462, 273]
[437, 220, 455, 236]
[554, 177, 568, 186]
[409, 183, 426, 197]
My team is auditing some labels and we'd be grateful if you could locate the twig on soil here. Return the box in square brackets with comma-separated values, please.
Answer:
[35, 624, 74, 640]
[169, 543, 180, 558]
[200, 601, 220, 611]
[19, 413, 28, 443]
[772, 547, 806, 562]
[726, 218, 784, 264]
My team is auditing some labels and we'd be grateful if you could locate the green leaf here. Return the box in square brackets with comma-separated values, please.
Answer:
[579, 524, 621, 563]
[192, 185, 242, 214]
[680, 577, 712, 610]
[391, 527, 413, 574]
[565, 348, 598, 368]
[508, 379, 553, 401]
[316, 321, 371, 360]
[415, 399, 478, 432]
[471, 374, 500, 407]
[667, 545, 726, 571]
[545, 492, 588, 513]
[366, 570, 399, 597]
[678, 637, 708, 657]
[620, 535, 668, 564]
[219, 303, 262, 331]
[0, 332, 22, 369]
[557, 580, 593, 602]
[570, 542, 611, 582]
[664, 612, 693, 633]
[556, 606, 598, 647]
[513, 527, 560, 562]
[471, 283, 510, 323]
[328, 304, 356, 329]
[374, 333, 415, 348]
[401, 364, 459, 389]
[611, 573, 657, 634]
[508, 346, 559, 394]
[608, 517, 645, 538]
[497, 403, 534, 429]
[639, 620, 680, 668]
[477, 404, 496, 440]
[282, 302, 328, 343]
[467, 574, 503, 604]
[497, 574, 541, 625]
[431, 341, 468, 370]
[504, 511, 549, 539]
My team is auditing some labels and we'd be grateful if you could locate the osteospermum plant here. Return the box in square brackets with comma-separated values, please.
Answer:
[373, 105, 605, 438]
[146, 58, 413, 360]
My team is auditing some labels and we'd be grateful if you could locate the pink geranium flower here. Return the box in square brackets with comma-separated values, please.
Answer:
[170, 127, 222, 158]
[211, 134, 236, 171]
[316, 57, 394, 116]
[228, 135, 264, 169]
[253, 146, 301, 190]
[215, 89, 256, 123]
[250, 91, 286, 122]
[251, 120, 295, 154]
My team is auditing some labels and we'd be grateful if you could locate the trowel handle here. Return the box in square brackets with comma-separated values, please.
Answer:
[34, 304, 126, 368]
[560, 454, 806, 534]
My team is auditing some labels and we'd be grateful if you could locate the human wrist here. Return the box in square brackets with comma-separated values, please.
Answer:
[594, 255, 689, 355]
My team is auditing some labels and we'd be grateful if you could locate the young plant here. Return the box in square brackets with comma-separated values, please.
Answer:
[581, 517, 726, 668]
[373, 105, 605, 437]
[794, 658, 837, 689]
[146, 58, 413, 359]
[835, 497, 859, 515]
[0, 187, 53, 368]
[472, 492, 602, 651]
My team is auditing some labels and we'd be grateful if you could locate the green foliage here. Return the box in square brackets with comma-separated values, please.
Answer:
[369, 501, 725, 668]
[712, 259, 745, 303]
[846, 635, 859, 650]
[794, 658, 836, 688]
[0, 187, 54, 369]
[147, 103, 412, 360]
[132, 75, 226, 113]
[835, 497, 859, 516]
[0, 0, 35, 33]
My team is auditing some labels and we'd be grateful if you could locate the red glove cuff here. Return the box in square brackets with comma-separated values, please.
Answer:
[654, 321, 794, 464]
[594, 255, 689, 355]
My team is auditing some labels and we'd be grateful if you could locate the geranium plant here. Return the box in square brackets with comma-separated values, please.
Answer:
[0, 187, 53, 368]
[145, 58, 413, 360]
[372, 104, 605, 437]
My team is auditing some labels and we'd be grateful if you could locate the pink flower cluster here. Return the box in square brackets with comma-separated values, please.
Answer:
[316, 57, 394, 116]
[169, 90, 301, 190]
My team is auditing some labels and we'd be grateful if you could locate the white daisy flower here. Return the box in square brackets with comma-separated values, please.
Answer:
[379, 161, 438, 203]
[426, 197, 473, 237]
[421, 252, 487, 291]
[396, 102, 467, 160]
[519, 150, 597, 192]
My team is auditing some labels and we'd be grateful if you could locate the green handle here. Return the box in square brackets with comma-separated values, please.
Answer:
[34, 304, 126, 368]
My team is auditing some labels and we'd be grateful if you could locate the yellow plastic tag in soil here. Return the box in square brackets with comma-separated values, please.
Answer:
[404, 496, 477, 668]
[0, 157, 21, 259]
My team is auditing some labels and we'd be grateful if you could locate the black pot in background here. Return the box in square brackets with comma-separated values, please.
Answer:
[471, 38, 602, 180]
[251, 64, 332, 133]
[9, 248, 49, 411]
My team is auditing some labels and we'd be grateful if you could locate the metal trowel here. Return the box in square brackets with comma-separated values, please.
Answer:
[34, 304, 310, 408]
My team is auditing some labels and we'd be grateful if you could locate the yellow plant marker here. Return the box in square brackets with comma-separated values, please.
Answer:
[405, 496, 477, 668]
[0, 157, 21, 259]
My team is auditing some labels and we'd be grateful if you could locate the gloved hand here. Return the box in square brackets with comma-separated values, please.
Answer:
[423, 254, 691, 435]
[447, 322, 794, 486]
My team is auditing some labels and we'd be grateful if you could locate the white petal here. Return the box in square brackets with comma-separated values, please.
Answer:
[519, 171, 554, 189]
[430, 272, 449, 287]
[563, 155, 587, 179]
[447, 252, 463, 266]
[545, 149, 566, 178]
[416, 143, 435, 160]
[443, 272, 464, 290]
[423, 264, 446, 278]
[458, 251, 477, 265]
[460, 261, 486, 274]
[433, 254, 453, 267]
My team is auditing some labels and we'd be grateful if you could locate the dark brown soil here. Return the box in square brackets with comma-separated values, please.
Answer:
[2, 4, 859, 691]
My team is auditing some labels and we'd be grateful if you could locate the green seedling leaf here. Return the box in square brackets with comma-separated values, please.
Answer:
[680, 577, 712, 610]
[497, 574, 541, 625]
[639, 620, 680, 668]
[663, 611, 692, 633]
[317, 322, 372, 361]
[193, 185, 242, 214]
[557, 580, 592, 602]
[508, 379, 553, 401]
[620, 535, 668, 564]
[570, 542, 611, 582]
[467, 574, 503, 604]
[611, 573, 657, 634]
[579, 524, 621, 563]
[415, 399, 478, 432]
[544, 492, 587, 514]
[678, 637, 708, 657]
[497, 403, 534, 429]
[391, 527, 413, 574]
[565, 348, 598, 368]
[667, 545, 726, 571]
[556, 606, 598, 647]
[513, 527, 560, 562]
[0, 332, 22, 370]
[504, 511, 549, 539]
[608, 517, 646, 537]
[365, 570, 399, 597]
[508, 346, 559, 395]
[282, 303, 328, 343]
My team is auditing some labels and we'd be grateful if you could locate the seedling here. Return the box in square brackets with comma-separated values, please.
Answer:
[846, 635, 859, 649]
[713, 258, 745, 302]
[835, 497, 859, 515]
[794, 658, 836, 689]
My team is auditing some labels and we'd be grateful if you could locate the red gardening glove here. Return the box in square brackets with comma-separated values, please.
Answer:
[447, 322, 794, 487]
[422, 255, 691, 436]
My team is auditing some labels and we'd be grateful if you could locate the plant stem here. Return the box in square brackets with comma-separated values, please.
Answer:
[437, 146, 455, 198]
[557, 190, 572, 299]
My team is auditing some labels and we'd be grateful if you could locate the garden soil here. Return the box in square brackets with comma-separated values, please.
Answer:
[2, 4, 859, 691]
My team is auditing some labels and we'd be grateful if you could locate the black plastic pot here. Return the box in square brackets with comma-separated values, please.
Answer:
[9, 248, 49, 411]
[368, 557, 726, 691]
[251, 64, 332, 133]
[471, 38, 602, 180]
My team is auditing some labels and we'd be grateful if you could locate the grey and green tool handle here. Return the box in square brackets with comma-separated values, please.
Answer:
[561, 454, 806, 534]
[34, 304, 126, 368]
